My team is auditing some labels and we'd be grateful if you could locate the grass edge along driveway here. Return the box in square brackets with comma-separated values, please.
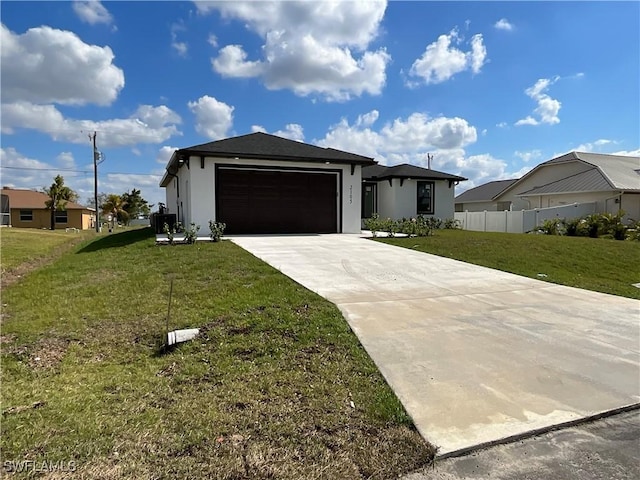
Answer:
[380, 229, 640, 300]
[1, 228, 434, 479]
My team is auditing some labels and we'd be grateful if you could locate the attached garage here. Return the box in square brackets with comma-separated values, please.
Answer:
[160, 132, 375, 235]
[216, 167, 339, 234]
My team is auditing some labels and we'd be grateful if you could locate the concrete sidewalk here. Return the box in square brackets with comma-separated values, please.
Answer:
[230, 234, 640, 455]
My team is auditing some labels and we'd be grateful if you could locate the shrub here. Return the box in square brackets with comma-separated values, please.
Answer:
[163, 221, 183, 245]
[363, 213, 382, 237]
[539, 218, 564, 236]
[626, 220, 640, 241]
[379, 217, 398, 237]
[184, 222, 200, 245]
[208, 220, 226, 242]
[562, 218, 583, 236]
[398, 218, 417, 237]
[443, 218, 461, 229]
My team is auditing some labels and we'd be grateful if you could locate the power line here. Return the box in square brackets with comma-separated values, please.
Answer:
[0, 165, 161, 176]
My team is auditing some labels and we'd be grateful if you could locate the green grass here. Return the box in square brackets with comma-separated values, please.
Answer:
[380, 230, 640, 299]
[1, 228, 94, 274]
[1, 228, 433, 479]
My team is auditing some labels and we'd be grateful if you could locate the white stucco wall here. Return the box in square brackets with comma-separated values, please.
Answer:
[167, 156, 363, 234]
[621, 193, 640, 222]
[374, 179, 456, 219]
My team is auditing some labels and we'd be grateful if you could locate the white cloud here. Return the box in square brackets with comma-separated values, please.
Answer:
[273, 124, 304, 141]
[514, 149, 542, 163]
[314, 110, 533, 189]
[494, 18, 514, 31]
[574, 138, 614, 152]
[408, 29, 487, 85]
[515, 77, 561, 126]
[212, 45, 263, 77]
[203, 1, 390, 101]
[188, 95, 234, 140]
[1, 23, 124, 106]
[72, 1, 114, 26]
[496, 122, 508, 128]
[0, 147, 85, 193]
[316, 110, 477, 165]
[208, 33, 218, 48]
[57, 152, 76, 169]
[2, 102, 182, 147]
[249, 123, 305, 141]
[156, 146, 179, 165]
[171, 22, 188, 57]
[612, 149, 640, 157]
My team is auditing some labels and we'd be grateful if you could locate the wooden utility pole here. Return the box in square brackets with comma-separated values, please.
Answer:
[91, 131, 100, 232]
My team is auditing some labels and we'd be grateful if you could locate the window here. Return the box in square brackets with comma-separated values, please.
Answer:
[55, 210, 68, 224]
[20, 210, 33, 221]
[417, 181, 434, 215]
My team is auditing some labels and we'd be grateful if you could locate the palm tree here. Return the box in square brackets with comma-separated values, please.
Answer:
[44, 175, 77, 230]
[101, 194, 129, 231]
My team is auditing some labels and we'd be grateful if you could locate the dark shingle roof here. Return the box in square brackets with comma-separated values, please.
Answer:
[362, 163, 467, 182]
[455, 179, 519, 203]
[161, 132, 377, 186]
[179, 132, 375, 164]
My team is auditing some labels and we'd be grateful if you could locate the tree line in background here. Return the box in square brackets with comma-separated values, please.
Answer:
[43, 175, 152, 230]
[86, 189, 153, 226]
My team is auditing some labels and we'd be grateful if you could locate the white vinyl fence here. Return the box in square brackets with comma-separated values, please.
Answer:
[455, 202, 597, 234]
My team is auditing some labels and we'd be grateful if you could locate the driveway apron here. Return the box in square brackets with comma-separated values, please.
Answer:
[230, 234, 640, 455]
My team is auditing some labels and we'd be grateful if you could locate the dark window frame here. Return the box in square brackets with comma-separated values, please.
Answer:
[416, 181, 435, 215]
[54, 210, 68, 224]
[20, 209, 33, 221]
[361, 181, 377, 218]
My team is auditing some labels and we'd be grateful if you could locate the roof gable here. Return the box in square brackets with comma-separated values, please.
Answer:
[0, 188, 88, 210]
[362, 163, 467, 182]
[517, 168, 613, 196]
[498, 151, 640, 198]
[455, 179, 519, 203]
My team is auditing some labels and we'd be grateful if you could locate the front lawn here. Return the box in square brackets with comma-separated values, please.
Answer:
[1, 228, 433, 479]
[1, 228, 94, 282]
[380, 230, 640, 299]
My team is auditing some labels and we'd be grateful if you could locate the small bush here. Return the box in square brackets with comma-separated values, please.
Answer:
[363, 213, 382, 237]
[443, 218, 461, 229]
[184, 222, 200, 244]
[163, 221, 183, 245]
[540, 218, 564, 236]
[208, 220, 226, 242]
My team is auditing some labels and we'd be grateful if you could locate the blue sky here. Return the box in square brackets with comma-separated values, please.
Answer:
[1, 1, 639, 208]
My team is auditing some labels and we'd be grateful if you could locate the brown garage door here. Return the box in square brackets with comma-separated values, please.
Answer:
[216, 168, 338, 234]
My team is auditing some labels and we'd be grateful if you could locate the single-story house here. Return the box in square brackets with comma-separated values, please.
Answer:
[0, 187, 95, 230]
[160, 132, 376, 234]
[160, 133, 468, 234]
[362, 164, 467, 221]
[455, 152, 640, 220]
[454, 179, 518, 212]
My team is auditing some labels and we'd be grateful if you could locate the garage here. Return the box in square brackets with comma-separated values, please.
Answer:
[216, 166, 339, 234]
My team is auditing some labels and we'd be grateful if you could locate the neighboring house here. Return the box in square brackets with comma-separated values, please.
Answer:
[455, 152, 640, 220]
[160, 132, 376, 234]
[362, 164, 467, 220]
[454, 179, 518, 212]
[495, 152, 640, 220]
[0, 187, 95, 230]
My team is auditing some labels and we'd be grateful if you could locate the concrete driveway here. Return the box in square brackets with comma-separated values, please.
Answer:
[230, 234, 640, 455]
